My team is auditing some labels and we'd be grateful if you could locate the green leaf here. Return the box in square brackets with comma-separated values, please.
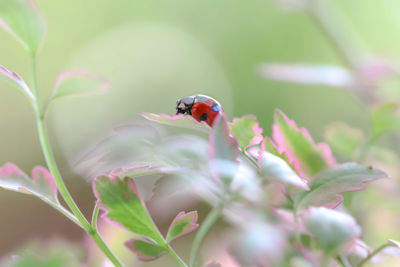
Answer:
[323, 122, 364, 159]
[295, 163, 387, 210]
[370, 102, 400, 138]
[141, 112, 210, 132]
[0, 65, 34, 100]
[0, 0, 45, 53]
[229, 115, 263, 150]
[303, 207, 361, 254]
[125, 238, 166, 261]
[272, 110, 336, 177]
[94, 175, 164, 244]
[166, 211, 199, 243]
[50, 70, 110, 101]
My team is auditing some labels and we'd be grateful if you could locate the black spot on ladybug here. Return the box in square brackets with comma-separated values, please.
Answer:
[200, 113, 208, 121]
[211, 104, 220, 112]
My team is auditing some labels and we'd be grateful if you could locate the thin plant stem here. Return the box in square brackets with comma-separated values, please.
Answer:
[189, 206, 221, 267]
[165, 245, 188, 267]
[29, 52, 123, 267]
[91, 204, 100, 230]
[242, 150, 259, 169]
[140, 200, 188, 266]
[293, 210, 301, 244]
[357, 242, 392, 267]
[336, 255, 351, 267]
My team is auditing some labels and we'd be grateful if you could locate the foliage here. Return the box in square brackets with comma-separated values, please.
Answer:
[1, 0, 400, 266]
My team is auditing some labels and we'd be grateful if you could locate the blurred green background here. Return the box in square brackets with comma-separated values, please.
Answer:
[1, 0, 400, 264]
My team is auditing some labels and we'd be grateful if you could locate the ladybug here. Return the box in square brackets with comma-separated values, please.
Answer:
[176, 95, 223, 126]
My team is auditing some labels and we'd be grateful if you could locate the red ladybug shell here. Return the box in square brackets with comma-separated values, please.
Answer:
[175, 95, 223, 126]
[191, 95, 222, 126]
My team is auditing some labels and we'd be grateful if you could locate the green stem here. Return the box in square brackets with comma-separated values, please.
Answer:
[29, 53, 123, 267]
[357, 243, 392, 267]
[189, 206, 221, 267]
[293, 211, 301, 244]
[165, 245, 188, 267]
[336, 255, 350, 267]
[91, 204, 100, 230]
[242, 150, 259, 169]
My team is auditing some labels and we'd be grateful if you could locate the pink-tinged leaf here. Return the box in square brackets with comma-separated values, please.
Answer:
[272, 208, 307, 234]
[346, 239, 370, 266]
[50, 69, 110, 101]
[73, 123, 162, 179]
[359, 57, 396, 87]
[295, 163, 387, 210]
[0, 0, 45, 52]
[303, 207, 361, 254]
[209, 114, 240, 181]
[125, 238, 166, 261]
[166, 211, 199, 243]
[272, 110, 336, 177]
[258, 63, 354, 88]
[0, 65, 34, 100]
[258, 137, 308, 190]
[141, 112, 210, 132]
[109, 164, 183, 202]
[73, 123, 208, 180]
[261, 137, 296, 170]
[0, 163, 79, 223]
[229, 115, 263, 150]
[230, 163, 263, 203]
[229, 221, 287, 266]
[205, 262, 222, 267]
[258, 142, 309, 190]
[0, 163, 57, 203]
[111, 164, 182, 179]
[93, 175, 165, 245]
[203, 250, 241, 267]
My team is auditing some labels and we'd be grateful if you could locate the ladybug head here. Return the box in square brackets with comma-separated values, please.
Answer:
[176, 96, 195, 115]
